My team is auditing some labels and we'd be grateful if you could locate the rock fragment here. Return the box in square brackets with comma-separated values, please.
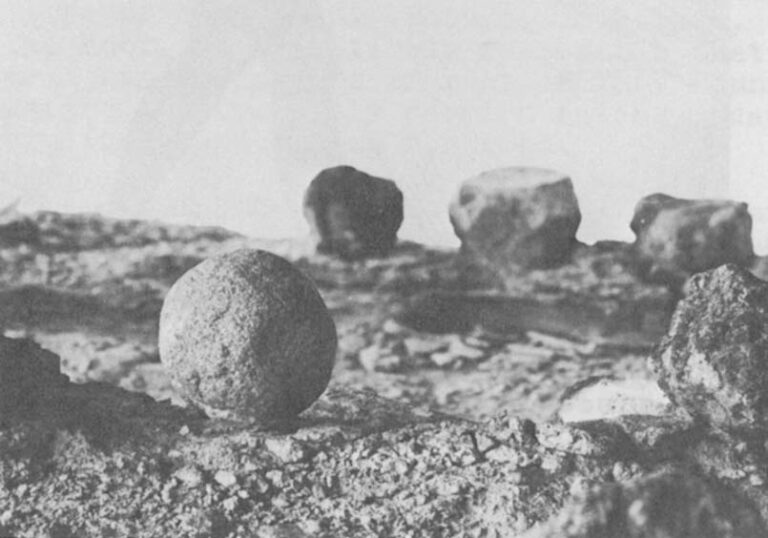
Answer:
[158, 249, 337, 423]
[449, 167, 581, 284]
[557, 376, 671, 423]
[651, 264, 768, 432]
[303, 165, 404, 260]
[631, 193, 754, 286]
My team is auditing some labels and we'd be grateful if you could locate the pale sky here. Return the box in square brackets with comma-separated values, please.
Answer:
[1, 1, 767, 250]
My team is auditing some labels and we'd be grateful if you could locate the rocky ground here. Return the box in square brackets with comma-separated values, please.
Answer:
[2, 210, 768, 537]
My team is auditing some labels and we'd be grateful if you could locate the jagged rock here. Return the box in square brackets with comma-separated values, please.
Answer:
[303, 165, 404, 260]
[521, 470, 767, 538]
[158, 249, 337, 423]
[652, 264, 768, 432]
[449, 167, 581, 284]
[631, 193, 754, 287]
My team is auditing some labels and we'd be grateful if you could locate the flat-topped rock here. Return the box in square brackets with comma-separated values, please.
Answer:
[631, 193, 754, 287]
[449, 167, 581, 284]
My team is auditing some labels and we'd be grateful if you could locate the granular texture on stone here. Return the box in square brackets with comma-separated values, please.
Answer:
[303, 165, 404, 260]
[651, 264, 768, 432]
[631, 193, 754, 287]
[158, 249, 337, 423]
[449, 167, 581, 287]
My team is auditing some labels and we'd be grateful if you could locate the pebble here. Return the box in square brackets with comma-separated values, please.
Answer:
[264, 437, 307, 464]
[174, 466, 204, 487]
[402, 336, 449, 356]
[430, 352, 456, 368]
[214, 470, 238, 488]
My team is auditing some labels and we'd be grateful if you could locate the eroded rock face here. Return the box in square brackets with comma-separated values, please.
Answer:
[522, 470, 767, 538]
[651, 264, 768, 432]
[158, 249, 337, 423]
[303, 166, 404, 260]
[631, 193, 754, 287]
[449, 167, 581, 286]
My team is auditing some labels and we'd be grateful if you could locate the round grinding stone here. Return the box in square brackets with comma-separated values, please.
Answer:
[158, 249, 337, 423]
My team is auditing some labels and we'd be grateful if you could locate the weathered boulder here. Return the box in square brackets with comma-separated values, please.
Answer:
[522, 470, 767, 538]
[651, 264, 768, 432]
[303, 165, 404, 260]
[631, 193, 754, 287]
[158, 249, 337, 423]
[449, 167, 581, 286]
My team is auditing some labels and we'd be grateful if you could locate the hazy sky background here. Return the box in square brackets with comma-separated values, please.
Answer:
[1, 1, 767, 250]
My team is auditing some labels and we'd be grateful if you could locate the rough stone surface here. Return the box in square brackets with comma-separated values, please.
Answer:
[6, 209, 768, 536]
[651, 264, 768, 432]
[631, 193, 754, 287]
[522, 470, 767, 538]
[303, 165, 404, 260]
[449, 167, 581, 282]
[158, 249, 337, 423]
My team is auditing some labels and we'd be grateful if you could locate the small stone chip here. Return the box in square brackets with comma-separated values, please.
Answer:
[265, 437, 307, 464]
[214, 470, 238, 488]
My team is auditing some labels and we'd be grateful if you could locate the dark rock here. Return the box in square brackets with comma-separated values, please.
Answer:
[158, 249, 337, 423]
[631, 193, 754, 287]
[0, 336, 68, 420]
[0, 216, 40, 247]
[522, 470, 767, 538]
[303, 165, 404, 260]
[449, 167, 581, 283]
[651, 264, 768, 432]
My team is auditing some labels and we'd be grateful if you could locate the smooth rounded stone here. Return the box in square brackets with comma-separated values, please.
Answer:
[521, 470, 767, 538]
[158, 249, 337, 423]
[303, 165, 404, 260]
[557, 376, 671, 423]
[651, 264, 768, 432]
[631, 193, 754, 287]
[449, 167, 581, 281]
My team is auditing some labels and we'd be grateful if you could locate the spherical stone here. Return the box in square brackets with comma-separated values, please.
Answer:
[158, 249, 337, 423]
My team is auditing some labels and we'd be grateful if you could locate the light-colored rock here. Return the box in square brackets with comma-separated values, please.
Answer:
[557, 377, 671, 423]
[631, 193, 754, 286]
[158, 249, 337, 423]
[449, 167, 581, 280]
